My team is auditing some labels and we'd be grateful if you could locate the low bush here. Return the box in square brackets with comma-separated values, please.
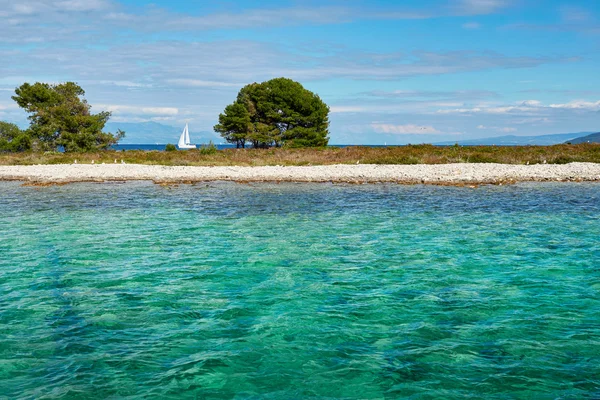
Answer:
[198, 141, 217, 155]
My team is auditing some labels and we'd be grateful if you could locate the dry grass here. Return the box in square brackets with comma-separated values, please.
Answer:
[2, 144, 600, 166]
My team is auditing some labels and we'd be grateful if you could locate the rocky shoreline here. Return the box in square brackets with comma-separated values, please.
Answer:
[1, 163, 600, 185]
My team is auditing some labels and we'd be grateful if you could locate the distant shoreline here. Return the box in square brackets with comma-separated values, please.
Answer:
[1, 163, 600, 186]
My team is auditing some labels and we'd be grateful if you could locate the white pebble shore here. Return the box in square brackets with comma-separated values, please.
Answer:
[1, 163, 600, 185]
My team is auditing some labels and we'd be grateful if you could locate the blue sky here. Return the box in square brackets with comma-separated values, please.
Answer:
[0, 0, 599, 144]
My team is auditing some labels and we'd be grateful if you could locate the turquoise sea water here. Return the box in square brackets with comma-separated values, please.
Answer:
[1, 181, 599, 399]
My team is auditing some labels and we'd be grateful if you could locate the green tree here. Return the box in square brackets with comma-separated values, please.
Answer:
[214, 78, 329, 148]
[12, 82, 124, 152]
[0, 121, 31, 152]
[214, 102, 251, 148]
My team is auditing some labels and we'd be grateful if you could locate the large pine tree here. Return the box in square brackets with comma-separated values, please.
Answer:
[215, 78, 329, 148]
[12, 82, 124, 152]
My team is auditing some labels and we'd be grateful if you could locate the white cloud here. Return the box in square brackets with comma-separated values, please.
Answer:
[0, 9, 576, 84]
[549, 100, 600, 110]
[0, 1, 516, 42]
[2, 0, 112, 15]
[371, 123, 440, 134]
[475, 124, 516, 132]
[521, 100, 542, 107]
[560, 6, 592, 23]
[150, 116, 177, 122]
[436, 98, 600, 115]
[462, 22, 482, 29]
[0, 102, 18, 110]
[456, 0, 509, 15]
[330, 106, 367, 113]
[97, 105, 179, 116]
[366, 89, 498, 99]
[441, 105, 532, 115]
[55, 0, 111, 12]
[96, 3, 509, 34]
[511, 117, 552, 125]
[167, 79, 243, 88]
[437, 108, 481, 114]
[99, 80, 152, 88]
[330, 101, 470, 114]
[102, 3, 513, 32]
[10, 3, 37, 15]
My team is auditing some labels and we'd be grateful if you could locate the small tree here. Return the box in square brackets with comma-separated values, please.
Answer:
[214, 78, 329, 148]
[0, 121, 31, 152]
[12, 82, 124, 152]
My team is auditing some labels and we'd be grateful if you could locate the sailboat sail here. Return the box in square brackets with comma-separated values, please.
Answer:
[178, 126, 186, 148]
[177, 123, 196, 149]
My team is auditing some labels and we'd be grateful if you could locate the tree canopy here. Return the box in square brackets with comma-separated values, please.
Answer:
[214, 78, 330, 148]
[9, 82, 124, 152]
[0, 121, 31, 152]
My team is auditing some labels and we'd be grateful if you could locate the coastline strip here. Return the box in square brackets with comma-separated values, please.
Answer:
[1, 163, 600, 185]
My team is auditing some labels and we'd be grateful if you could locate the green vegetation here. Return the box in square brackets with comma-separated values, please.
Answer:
[214, 78, 330, 148]
[2, 144, 600, 166]
[165, 143, 177, 151]
[198, 141, 218, 155]
[0, 121, 31, 152]
[1, 82, 124, 153]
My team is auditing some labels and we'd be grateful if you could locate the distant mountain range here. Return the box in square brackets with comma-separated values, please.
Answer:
[105, 122, 599, 146]
[565, 132, 600, 144]
[105, 121, 219, 144]
[434, 132, 593, 146]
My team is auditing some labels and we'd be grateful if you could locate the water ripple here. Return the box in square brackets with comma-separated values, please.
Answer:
[1, 182, 599, 398]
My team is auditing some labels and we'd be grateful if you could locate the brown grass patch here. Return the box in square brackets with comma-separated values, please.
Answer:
[1, 144, 600, 166]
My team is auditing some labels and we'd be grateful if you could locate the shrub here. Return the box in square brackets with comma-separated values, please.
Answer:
[553, 156, 575, 164]
[198, 141, 218, 155]
[468, 153, 496, 163]
[165, 144, 177, 151]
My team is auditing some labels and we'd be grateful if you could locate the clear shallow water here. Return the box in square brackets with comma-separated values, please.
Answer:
[1, 181, 599, 399]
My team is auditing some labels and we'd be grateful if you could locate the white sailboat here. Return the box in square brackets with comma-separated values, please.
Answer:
[177, 123, 196, 149]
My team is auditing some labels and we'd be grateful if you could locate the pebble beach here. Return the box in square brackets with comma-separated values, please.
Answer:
[1, 162, 600, 185]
